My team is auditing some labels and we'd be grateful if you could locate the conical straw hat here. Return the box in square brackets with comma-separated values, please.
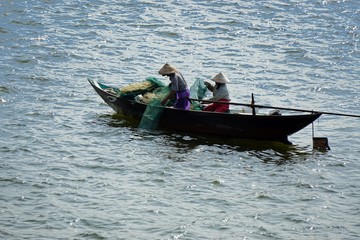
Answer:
[158, 63, 177, 75]
[211, 72, 229, 83]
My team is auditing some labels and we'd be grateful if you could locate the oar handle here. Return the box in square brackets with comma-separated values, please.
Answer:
[188, 98, 360, 118]
[188, 98, 251, 107]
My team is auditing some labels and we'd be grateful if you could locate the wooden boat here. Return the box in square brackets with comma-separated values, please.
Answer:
[88, 79, 322, 144]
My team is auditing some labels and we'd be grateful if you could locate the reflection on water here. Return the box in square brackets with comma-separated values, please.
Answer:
[101, 112, 316, 164]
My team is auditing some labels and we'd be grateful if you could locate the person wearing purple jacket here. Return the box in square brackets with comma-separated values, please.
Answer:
[158, 63, 190, 110]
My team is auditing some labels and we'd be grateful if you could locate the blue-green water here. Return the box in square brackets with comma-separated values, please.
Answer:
[1, 1, 359, 239]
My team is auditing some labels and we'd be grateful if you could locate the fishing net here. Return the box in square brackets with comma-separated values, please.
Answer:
[137, 77, 208, 129]
[120, 77, 165, 99]
[189, 78, 208, 110]
[138, 99, 165, 129]
[138, 84, 171, 129]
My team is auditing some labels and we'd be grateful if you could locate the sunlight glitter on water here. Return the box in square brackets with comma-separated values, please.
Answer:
[0, 0, 359, 239]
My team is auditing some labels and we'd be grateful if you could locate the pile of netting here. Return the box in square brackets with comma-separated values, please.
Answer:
[138, 82, 172, 130]
[122, 77, 208, 129]
[119, 77, 166, 99]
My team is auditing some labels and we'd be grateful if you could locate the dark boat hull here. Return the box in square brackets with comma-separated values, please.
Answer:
[89, 79, 322, 144]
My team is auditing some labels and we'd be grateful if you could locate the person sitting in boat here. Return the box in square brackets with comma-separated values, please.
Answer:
[158, 63, 190, 110]
[203, 72, 230, 112]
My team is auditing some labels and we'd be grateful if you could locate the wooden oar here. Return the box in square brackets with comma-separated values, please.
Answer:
[188, 97, 360, 118]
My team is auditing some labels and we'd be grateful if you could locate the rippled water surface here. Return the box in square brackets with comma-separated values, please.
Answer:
[1, 0, 359, 239]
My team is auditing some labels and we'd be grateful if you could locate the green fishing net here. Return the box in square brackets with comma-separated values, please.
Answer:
[138, 84, 171, 129]
[190, 78, 207, 99]
[138, 99, 164, 129]
[138, 77, 208, 129]
[189, 78, 208, 110]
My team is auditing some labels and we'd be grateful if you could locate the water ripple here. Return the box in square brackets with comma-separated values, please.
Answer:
[0, 0, 359, 239]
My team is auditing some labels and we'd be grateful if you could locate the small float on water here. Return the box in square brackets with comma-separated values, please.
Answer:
[88, 77, 333, 146]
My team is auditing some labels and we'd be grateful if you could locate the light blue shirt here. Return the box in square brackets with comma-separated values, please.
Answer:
[169, 72, 188, 92]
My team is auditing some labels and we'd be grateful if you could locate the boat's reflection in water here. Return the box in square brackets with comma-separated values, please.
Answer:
[102, 113, 316, 165]
[162, 133, 314, 165]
